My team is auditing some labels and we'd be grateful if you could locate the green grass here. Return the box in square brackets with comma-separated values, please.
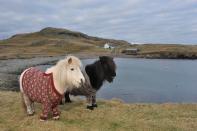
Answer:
[0, 91, 197, 131]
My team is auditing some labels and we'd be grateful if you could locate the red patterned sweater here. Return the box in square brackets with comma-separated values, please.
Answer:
[22, 67, 63, 119]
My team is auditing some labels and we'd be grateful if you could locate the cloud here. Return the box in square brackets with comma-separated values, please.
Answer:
[0, 0, 197, 44]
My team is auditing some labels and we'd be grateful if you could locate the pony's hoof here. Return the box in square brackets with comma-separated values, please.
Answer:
[27, 111, 34, 116]
[27, 113, 34, 116]
[65, 100, 72, 103]
[59, 101, 64, 105]
[53, 115, 60, 120]
[86, 105, 94, 110]
[40, 119, 47, 122]
[40, 115, 47, 121]
[92, 104, 98, 108]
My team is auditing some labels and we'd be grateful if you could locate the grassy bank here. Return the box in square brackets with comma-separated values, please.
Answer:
[120, 44, 197, 59]
[0, 91, 197, 131]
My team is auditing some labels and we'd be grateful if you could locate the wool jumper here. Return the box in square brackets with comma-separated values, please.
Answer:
[22, 67, 63, 119]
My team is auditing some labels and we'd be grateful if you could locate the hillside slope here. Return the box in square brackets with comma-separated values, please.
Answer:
[128, 44, 197, 59]
[1, 27, 197, 59]
[0, 27, 129, 59]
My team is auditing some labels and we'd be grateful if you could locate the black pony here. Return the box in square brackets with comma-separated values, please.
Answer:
[64, 56, 116, 110]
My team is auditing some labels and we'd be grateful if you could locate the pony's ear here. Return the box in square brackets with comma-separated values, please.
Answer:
[99, 56, 105, 63]
[99, 56, 113, 62]
[68, 58, 72, 64]
[99, 56, 106, 61]
[100, 56, 110, 64]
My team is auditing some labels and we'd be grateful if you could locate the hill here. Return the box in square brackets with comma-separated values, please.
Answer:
[128, 44, 197, 59]
[0, 27, 129, 59]
[1, 27, 197, 59]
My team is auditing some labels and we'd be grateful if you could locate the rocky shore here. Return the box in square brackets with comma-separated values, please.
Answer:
[0, 53, 108, 91]
[0, 56, 66, 91]
[1, 52, 196, 91]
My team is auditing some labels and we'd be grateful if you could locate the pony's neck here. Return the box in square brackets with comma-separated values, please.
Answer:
[46, 66, 67, 95]
[86, 61, 104, 90]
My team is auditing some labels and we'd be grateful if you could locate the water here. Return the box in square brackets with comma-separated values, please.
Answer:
[37, 58, 197, 103]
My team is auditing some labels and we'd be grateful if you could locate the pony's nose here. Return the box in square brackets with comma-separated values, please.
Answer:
[113, 72, 116, 77]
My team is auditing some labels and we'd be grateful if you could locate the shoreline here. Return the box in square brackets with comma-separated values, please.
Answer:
[0, 53, 197, 91]
[1, 52, 197, 61]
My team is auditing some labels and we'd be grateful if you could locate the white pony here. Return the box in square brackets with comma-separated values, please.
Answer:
[19, 56, 85, 121]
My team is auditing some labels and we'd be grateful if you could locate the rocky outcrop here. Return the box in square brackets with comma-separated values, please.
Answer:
[0, 56, 63, 91]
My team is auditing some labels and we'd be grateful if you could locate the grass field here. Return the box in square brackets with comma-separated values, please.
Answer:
[0, 91, 197, 131]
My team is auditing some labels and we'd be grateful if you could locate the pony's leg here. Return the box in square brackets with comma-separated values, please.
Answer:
[86, 95, 94, 110]
[52, 106, 60, 120]
[20, 69, 34, 115]
[23, 94, 34, 115]
[31, 102, 35, 113]
[59, 100, 63, 105]
[92, 95, 98, 108]
[40, 101, 51, 121]
[64, 92, 72, 103]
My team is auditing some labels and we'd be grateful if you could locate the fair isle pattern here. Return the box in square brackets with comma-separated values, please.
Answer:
[22, 67, 63, 119]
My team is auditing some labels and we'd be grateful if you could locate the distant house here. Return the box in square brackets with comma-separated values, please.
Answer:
[121, 48, 140, 55]
[104, 43, 114, 49]
[130, 42, 145, 45]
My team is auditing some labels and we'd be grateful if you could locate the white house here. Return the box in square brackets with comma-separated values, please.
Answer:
[104, 43, 114, 49]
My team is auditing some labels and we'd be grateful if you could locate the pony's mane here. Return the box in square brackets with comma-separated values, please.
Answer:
[85, 60, 104, 90]
[85, 56, 116, 90]
[46, 56, 83, 93]
[56, 56, 82, 68]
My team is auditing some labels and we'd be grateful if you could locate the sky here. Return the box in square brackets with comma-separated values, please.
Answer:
[0, 0, 197, 44]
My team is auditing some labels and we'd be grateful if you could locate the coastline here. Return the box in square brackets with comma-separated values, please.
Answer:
[0, 53, 110, 91]
[1, 52, 197, 91]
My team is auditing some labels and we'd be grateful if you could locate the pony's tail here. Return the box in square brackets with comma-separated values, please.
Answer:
[19, 69, 27, 112]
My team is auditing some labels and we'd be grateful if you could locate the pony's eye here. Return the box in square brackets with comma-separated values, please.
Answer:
[71, 68, 74, 71]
